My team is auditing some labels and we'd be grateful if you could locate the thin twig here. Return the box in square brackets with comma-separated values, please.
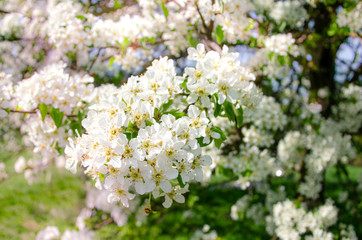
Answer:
[3, 108, 77, 117]
[93, 218, 113, 230]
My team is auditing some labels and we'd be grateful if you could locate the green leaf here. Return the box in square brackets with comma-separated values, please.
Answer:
[214, 103, 222, 117]
[211, 126, 226, 140]
[277, 55, 286, 65]
[75, 15, 87, 21]
[244, 19, 254, 31]
[109, 57, 115, 67]
[131, 131, 138, 139]
[38, 51, 44, 62]
[77, 110, 85, 122]
[181, 78, 189, 92]
[186, 33, 198, 48]
[165, 109, 186, 119]
[197, 137, 212, 147]
[99, 173, 105, 181]
[127, 121, 137, 131]
[177, 174, 185, 188]
[214, 137, 224, 149]
[235, 106, 244, 128]
[161, 1, 169, 20]
[145, 120, 154, 126]
[154, 107, 160, 120]
[49, 108, 64, 128]
[114, 0, 123, 9]
[66, 51, 77, 62]
[70, 122, 82, 135]
[218, 0, 224, 13]
[215, 25, 224, 44]
[279, 21, 286, 32]
[249, 37, 258, 48]
[117, 38, 131, 56]
[212, 94, 222, 117]
[125, 132, 132, 141]
[160, 100, 174, 113]
[268, 52, 275, 61]
[223, 101, 235, 122]
[83, 25, 91, 31]
[55, 146, 62, 155]
[39, 103, 48, 121]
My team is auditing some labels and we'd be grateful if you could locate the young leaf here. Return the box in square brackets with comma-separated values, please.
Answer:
[75, 15, 87, 21]
[197, 137, 212, 147]
[161, 1, 169, 20]
[177, 174, 185, 188]
[269, 52, 275, 61]
[39, 103, 48, 121]
[160, 100, 174, 113]
[114, 0, 123, 9]
[99, 173, 105, 181]
[215, 25, 224, 44]
[214, 137, 224, 149]
[235, 106, 244, 128]
[211, 126, 226, 140]
[145, 120, 154, 126]
[165, 109, 186, 119]
[70, 122, 82, 135]
[277, 55, 286, 65]
[49, 108, 64, 128]
[212, 94, 222, 117]
[109, 57, 115, 67]
[214, 103, 222, 118]
[186, 33, 198, 48]
[223, 101, 235, 122]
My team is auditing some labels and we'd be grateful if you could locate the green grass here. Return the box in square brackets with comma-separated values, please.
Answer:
[0, 151, 86, 240]
[0, 149, 361, 239]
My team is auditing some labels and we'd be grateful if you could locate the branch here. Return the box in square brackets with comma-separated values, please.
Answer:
[3, 108, 77, 118]
[86, 48, 104, 73]
[93, 218, 113, 230]
[194, 0, 209, 36]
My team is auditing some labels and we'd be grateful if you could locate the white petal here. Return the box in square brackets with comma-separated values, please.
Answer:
[174, 194, 185, 204]
[160, 180, 172, 193]
[135, 181, 145, 194]
[162, 196, 173, 208]
[164, 167, 178, 180]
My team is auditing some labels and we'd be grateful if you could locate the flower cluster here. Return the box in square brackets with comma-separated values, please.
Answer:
[245, 96, 286, 132]
[36, 225, 94, 240]
[332, 84, 362, 133]
[248, 34, 300, 80]
[337, 2, 362, 33]
[231, 184, 287, 226]
[231, 195, 264, 224]
[225, 146, 275, 189]
[84, 188, 145, 227]
[14, 62, 94, 114]
[214, 95, 285, 188]
[13, 115, 70, 184]
[214, 0, 255, 43]
[278, 119, 356, 200]
[191, 224, 219, 240]
[264, 34, 299, 57]
[269, 0, 308, 28]
[186, 44, 256, 106]
[0, 72, 13, 118]
[65, 44, 258, 208]
[8, 63, 94, 183]
[269, 199, 358, 240]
